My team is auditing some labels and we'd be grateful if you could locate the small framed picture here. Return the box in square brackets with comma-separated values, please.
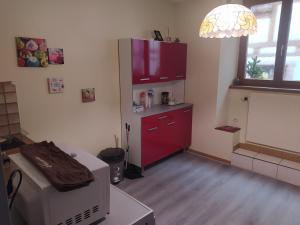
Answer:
[82, 88, 95, 102]
[48, 48, 64, 65]
[47, 78, 64, 94]
[153, 30, 163, 41]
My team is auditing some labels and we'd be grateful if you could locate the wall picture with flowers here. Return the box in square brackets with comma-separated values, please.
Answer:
[15, 37, 49, 67]
[48, 48, 64, 65]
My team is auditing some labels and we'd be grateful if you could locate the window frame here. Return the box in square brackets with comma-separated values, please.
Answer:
[236, 0, 300, 89]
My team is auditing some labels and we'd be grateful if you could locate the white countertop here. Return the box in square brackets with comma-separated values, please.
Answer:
[135, 103, 193, 118]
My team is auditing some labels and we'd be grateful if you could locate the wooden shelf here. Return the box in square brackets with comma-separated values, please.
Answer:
[0, 112, 19, 116]
[0, 91, 17, 94]
[0, 122, 20, 128]
[0, 102, 17, 105]
[215, 126, 240, 133]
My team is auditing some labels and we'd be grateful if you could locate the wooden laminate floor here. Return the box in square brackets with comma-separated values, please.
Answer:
[118, 152, 300, 225]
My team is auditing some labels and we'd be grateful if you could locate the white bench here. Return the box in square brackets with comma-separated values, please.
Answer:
[232, 148, 300, 186]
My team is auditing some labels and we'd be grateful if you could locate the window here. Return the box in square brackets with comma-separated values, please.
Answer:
[237, 0, 300, 89]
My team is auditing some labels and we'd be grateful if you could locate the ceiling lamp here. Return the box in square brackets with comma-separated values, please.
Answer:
[199, 4, 257, 38]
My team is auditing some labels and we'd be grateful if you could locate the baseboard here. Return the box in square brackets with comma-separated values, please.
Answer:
[187, 149, 230, 165]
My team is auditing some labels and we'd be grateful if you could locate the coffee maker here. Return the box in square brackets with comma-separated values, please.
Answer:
[161, 92, 169, 105]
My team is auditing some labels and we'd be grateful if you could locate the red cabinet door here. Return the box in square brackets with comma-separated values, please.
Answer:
[132, 39, 150, 84]
[148, 40, 162, 83]
[171, 43, 187, 80]
[141, 118, 162, 167]
[163, 110, 182, 154]
[141, 112, 176, 167]
[159, 42, 172, 82]
[141, 113, 171, 167]
[132, 39, 162, 84]
[159, 42, 187, 81]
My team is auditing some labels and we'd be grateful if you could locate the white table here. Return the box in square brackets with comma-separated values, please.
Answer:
[12, 185, 155, 225]
[102, 185, 155, 225]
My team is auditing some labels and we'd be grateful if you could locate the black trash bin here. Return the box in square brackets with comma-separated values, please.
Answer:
[98, 148, 125, 184]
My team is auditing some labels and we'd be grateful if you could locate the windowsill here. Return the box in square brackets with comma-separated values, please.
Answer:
[230, 85, 300, 94]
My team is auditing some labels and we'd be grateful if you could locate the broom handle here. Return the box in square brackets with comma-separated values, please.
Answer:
[125, 123, 130, 169]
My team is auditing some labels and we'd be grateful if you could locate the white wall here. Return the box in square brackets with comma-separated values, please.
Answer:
[227, 89, 251, 143]
[0, 0, 175, 155]
[227, 89, 300, 152]
[175, 0, 240, 161]
[216, 39, 240, 126]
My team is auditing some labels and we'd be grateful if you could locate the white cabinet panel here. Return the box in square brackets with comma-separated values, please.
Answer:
[253, 159, 279, 178]
[277, 166, 300, 186]
[232, 153, 254, 171]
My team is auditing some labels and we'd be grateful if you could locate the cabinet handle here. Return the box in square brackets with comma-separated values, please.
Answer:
[148, 127, 158, 131]
[158, 116, 168, 120]
[160, 76, 169, 80]
[176, 75, 184, 78]
[140, 78, 150, 81]
[184, 109, 191, 113]
[167, 122, 176, 126]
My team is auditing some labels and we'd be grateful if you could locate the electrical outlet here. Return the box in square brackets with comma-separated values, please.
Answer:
[242, 96, 249, 102]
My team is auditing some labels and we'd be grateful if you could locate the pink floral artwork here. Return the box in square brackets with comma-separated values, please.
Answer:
[15, 37, 48, 67]
[48, 48, 64, 65]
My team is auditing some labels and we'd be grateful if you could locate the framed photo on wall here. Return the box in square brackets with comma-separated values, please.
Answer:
[82, 88, 95, 102]
[48, 48, 64, 65]
[153, 30, 163, 41]
[47, 78, 64, 94]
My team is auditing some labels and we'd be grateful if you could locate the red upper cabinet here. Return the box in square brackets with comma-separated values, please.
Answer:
[132, 39, 150, 84]
[131, 39, 187, 84]
[132, 39, 162, 84]
[158, 42, 172, 82]
[170, 43, 187, 80]
[160, 42, 187, 81]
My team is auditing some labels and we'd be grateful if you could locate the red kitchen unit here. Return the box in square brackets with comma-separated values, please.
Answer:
[141, 107, 193, 167]
[119, 38, 191, 170]
[131, 39, 187, 84]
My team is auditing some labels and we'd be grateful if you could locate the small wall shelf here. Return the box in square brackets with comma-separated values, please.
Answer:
[215, 126, 241, 133]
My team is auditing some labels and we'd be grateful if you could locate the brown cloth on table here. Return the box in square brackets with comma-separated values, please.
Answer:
[20, 141, 94, 192]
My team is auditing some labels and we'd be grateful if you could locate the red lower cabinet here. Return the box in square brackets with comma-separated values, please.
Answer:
[141, 107, 193, 167]
[141, 121, 162, 167]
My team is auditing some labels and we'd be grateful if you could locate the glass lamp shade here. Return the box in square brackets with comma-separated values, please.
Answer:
[199, 4, 257, 38]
